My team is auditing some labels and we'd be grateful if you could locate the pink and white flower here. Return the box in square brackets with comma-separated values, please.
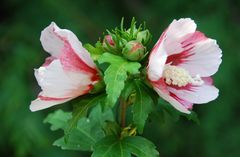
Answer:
[30, 22, 100, 111]
[147, 18, 222, 114]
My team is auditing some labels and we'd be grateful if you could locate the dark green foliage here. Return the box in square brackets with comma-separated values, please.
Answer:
[45, 105, 114, 151]
[92, 136, 159, 157]
[132, 80, 153, 133]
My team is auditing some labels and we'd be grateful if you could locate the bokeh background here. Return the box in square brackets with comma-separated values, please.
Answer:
[1, 0, 240, 157]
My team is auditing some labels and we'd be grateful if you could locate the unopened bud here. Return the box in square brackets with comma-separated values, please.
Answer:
[122, 41, 146, 61]
[103, 35, 115, 47]
[136, 30, 151, 45]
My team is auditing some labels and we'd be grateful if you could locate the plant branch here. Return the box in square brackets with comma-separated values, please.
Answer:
[120, 98, 127, 128]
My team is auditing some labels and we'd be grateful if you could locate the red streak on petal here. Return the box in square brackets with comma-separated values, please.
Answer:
[166, 31, 207, 65]
[151, 78, 169, 94]
[181, 31, 207, 48]
[166, 48, 195, 65]
[60, 43, 97, 74]
[38, 95, 70, 101]
[170, 92, 193, 110]
[168, 83, 196, 92]
[52, 27, 97, 75]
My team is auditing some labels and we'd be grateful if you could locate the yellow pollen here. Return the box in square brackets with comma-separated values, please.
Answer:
[163, 65, 203, 87]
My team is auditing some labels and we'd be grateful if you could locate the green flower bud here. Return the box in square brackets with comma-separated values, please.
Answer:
[122, 41, 146, 61]
[136, 30, 151, 45]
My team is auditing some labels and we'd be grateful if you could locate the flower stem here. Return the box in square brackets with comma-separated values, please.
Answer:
[120, 98, 127, 128]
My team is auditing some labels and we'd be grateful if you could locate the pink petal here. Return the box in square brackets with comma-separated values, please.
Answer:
[202, 77, 213, 85]
[169, 93, 193, 110]
[40, 22, 97, 73]
[164, 18, 197, 56]
[167, 81, 219, 104]
[166, 31, 207, 65]
[147, 18, 196, 81]
[31, 59, 94, 111]
[179, 38, 222, 77]
[151, 79, 191, 114]
[154, 86, 191, 114]
[147, 32, 168, 81]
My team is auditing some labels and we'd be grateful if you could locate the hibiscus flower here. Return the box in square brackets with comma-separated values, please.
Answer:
[147, 18, 222, 114]
[30, 22, 99, 111]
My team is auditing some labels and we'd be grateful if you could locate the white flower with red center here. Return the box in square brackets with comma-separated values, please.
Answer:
[30, 22, 100, 111]
[147, 18, 222, 114]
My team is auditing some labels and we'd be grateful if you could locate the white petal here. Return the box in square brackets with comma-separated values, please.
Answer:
[147, 40, 168, 81]
[168, 83, 219, 104]
[147, 18, 196, 81]
[40, 22, 95, 68]
[30, 98, 72, 112]
[179, 39, 222, 77]
[154, 87, 191, 114]
[164, 18, 197, 55]
[35, 59, 92, 98]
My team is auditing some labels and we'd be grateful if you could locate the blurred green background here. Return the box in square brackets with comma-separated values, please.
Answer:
[1, 0, 240, 157]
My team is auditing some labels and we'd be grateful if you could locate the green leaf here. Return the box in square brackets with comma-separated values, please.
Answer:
[44, 110, 71, 131]
[132, 80, 153, 133]
[121, 80, 135, 101]
[98, 53, 141, 107]
[182, 111, 200, 125]
[65, 94, 106, 137]
[84, 42, 104, 60]
[103, 121, 121, 136]
[54, 105, 114, 151]
[124, 136, 159, 157]
[92, 136, 159, 157]
[158, 98, 200, 124]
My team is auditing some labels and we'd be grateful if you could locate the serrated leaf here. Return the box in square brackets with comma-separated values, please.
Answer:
[98, 53, 141, 107]
[65, 94, 106, 138]
[44, 110, 71, 131]
[92, 136, 159, 157]
[55, 105, 114, 151]
[124, 136, 159, 157]
[132, 80, 153, 133]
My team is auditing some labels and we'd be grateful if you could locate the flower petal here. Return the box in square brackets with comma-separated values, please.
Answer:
[147, 40, 168, 81]
[40, 22, 96, 70]
[164, 18, 197, 56]
[154, 87, 191, 114]
[167, 82, 219, 104]
[179, 39, 222, 77]
[35, 59, 93, 99]
[147, 18, 196, 81]
[151, 79, 191, 114]
[30, 97, 72, 112]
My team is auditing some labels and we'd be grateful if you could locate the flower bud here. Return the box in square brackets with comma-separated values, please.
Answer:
[103, 35, 115, 48]
[136, 30, 151, 45]
[122, 41, 146, 61]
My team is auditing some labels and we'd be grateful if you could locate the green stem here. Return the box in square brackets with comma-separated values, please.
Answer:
[120, 98, 127, 128]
